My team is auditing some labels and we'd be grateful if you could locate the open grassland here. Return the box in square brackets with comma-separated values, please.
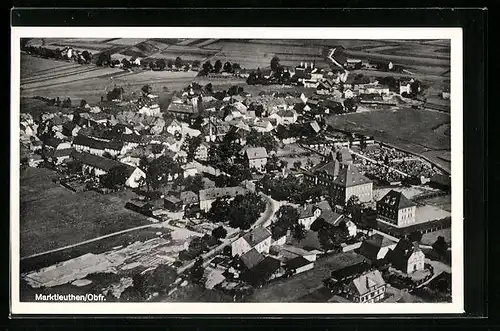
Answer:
[19, 167, 151, 258]
[326, 107, 450, 157]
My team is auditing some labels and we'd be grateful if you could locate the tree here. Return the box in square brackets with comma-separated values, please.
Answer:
[81, 50, 92, 63]
[271, 205, 299, 240]
[101, 165, 130, 189]
[62, 98, 72, 108]
[212, 226, 227, 239]
[202, 61, 213, 75]
[204, 83, 213, 94]
[227, 193, 266, 230]
[432, 236, 449, 256]
[192, 60, 201, 68]
[293, 161, 302, 170]
[206, 197, 231, 223]
[80, 100, 87, 108]
[141, 85, 152, 96]
[121, 58, 132, 69]
[96, 52, 111, 66]
[409, 231, 423, 243]
[148, 154, 182, 189]
[223, 61, 232, 73]
[270, 56, 281, 73]
[245, 129, 278, 152]
[149, 61, 156, 70]
[182, 134, 203, 162]
[166, 60, 174, 69]
[156, 58, 167, 70]
[214, 60, 222, 73]
[174, 56, 183, 68]
[232, 62, 241, 72]
[345, 195, 361, 216]
[189, 257, 205, 284]
[292, 223, 306, 241]
[343, 98, 358, 113]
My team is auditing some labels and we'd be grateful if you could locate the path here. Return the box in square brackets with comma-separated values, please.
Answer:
[177, 191, 278, 274]
[21, 223, 155, 261]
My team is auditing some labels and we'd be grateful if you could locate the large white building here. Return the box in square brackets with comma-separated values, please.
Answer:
[231, 227, 272, 257]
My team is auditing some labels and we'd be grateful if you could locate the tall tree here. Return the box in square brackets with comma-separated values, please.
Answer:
[174, 56, 183, 68]
[214, 60, 223, 73]
[202, 61, 213, 74]
[101, 165, 130, 189]
[223, 61, 233, 73]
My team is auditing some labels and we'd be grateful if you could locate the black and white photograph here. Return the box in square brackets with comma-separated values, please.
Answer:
[10, 27, 463, 314]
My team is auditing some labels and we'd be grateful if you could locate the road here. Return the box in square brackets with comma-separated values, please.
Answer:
[177, 191, 278, 274]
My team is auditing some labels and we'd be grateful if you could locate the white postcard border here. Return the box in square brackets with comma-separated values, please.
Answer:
[10, 27, 463, 315]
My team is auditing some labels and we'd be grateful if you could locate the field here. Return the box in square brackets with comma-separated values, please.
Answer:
[20, 167, 151, 258]
[325, 108, 450, 168]
[244, 252, 367, 302]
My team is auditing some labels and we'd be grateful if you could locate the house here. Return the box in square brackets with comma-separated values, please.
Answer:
[167, 102, 198, 119]
[165, 119, 183, 135]
[304, 159, 342, 187]
[387, 239, 425, 274]
[376, 190, 417, 227]
[164, 195, 183, 212]
[245, 147, 268, 171]
[277, 109, 298, 124]
[240, 256, 282, 286]
[71, 151, 146, 188]
[195, 142, 209, 161]
[399, 81, 412, 95]
[44, 137, 72, 150]
[231, 227, 272, 257]
[28, 154, 43, 167]
[297, 204, 322, 230]
[348, 270, 387, 303]
[343, 89, 355, 99]
[46, 148, 74, 165]
[313, 204, 357, 238]
[251, 120, 274, 133]
[330, 164, 373, 204]
[284, 256, 314, 275]
[182, 161, 199, 178]
[62, 122, 81, 137]
[199, 186, 248, 212]
[204, 268, 226, 290]
[180, 190, 199, 208]
[240, 248, 265, 270]
[358, 234, 398, 261]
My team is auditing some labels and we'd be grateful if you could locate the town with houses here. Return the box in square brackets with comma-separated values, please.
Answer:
[18, 38, 453, 304]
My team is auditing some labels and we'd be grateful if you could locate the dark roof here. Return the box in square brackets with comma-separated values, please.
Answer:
[333, 164, 372, 187]
[180, 191, 199, 204]
[329, 261, 371, 281]
[358, 234, 397, 260]
[387, 238, 423, 271]
[377, 190, 416, 210]
[241, 256, 281, 285]
[43, 137, 65, 148]
[49, 148, 74, 158]
[63, 122, 77, 131]
[285, 256, 313, 270]
[71, 151, 135, 175]
[164, 195, 182, 204]
[242, 227, 272, 247]
[314, 160, 342, 177]
[240, 248, 265, 269]
[430, 174, 451, 187]
[73, 135, 124, 151]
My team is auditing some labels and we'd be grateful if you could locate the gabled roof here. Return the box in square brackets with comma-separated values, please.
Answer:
[241, 256, 281, 285]
[314, 160, 342, 177]
[298, 204, 316, 219]
[48, 148, 74, 158]
[351, 270, 385, 296]
[245, 147, 268, 160]
[167, 102, 197, 114]
[240, 248, 265, 269]
[180, 190, 199, 204]
[43, 137, 66, 148]
[358, 234, 397, 260]
[71, 151, 135, 175]
[242, 227, 272, 247]
[377, 190, 416, 210]
[387, 238, 423, 270]
[164, 195, 181, 204]
[285, 256, 313, 270]
[333, 164, 372, 188]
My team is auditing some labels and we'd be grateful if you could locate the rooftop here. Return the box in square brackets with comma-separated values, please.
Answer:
[351, 270, 386, 296]
[333, 164, 372, 188]
[242, 227, 272, 247]
[245, 147, 268, 160]
[240, 248, 265, 269]
[377, 190, 416, 209]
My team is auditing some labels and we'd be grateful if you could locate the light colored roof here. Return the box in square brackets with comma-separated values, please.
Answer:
[245, 147, 268, 160]
[351, 270, 385, 296]
[242, 227, 272, 247]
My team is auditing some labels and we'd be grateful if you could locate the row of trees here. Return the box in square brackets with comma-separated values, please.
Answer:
[199, 60, 242, 76]
[205, 192, 266, 230]
[259, 175, 323, 205]
[23, 45, 92, 64]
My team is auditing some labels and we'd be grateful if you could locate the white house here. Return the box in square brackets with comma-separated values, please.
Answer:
[166, 119, 183, 136]
[297, 204, 322, 230]
[231, 227, 272, 257]
[199, 186, 248, 212]
[387, 239, 426, 274]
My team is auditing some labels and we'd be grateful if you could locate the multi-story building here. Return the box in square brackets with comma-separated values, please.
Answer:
[387, 238, 426, 274]
[376, 190, 417, 227]
[330, 164, 373, 204]
[245, 147, 268, 171]
[348, 270, 387, 303]
[231, 227, 272, 257]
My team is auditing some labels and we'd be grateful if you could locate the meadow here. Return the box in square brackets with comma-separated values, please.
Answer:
[20, 167, 151, 258]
